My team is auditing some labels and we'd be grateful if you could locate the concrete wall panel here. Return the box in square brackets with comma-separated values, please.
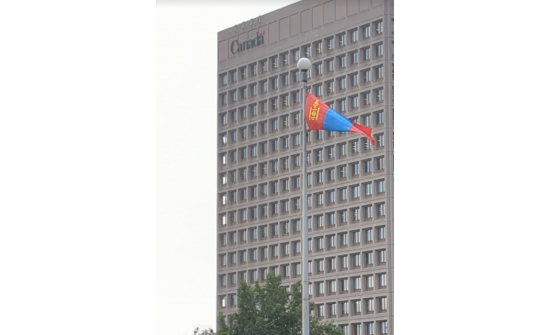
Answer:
[323, 1, 334, 25]
[290, 13, 300, 36]
[279, 16, 289, 40]
[347, 0, 358, 16]
[314, 4, 324, 28]
[335, 0, 347, 20]
[219, 40, 228, 62]
[268, 21, 278, 44]
[360, 0, 372, 11]
[301, 9, 311, 32]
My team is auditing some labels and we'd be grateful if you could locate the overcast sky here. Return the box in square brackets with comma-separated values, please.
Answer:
[3, 1, 549, 335]
[157, 2, 299, 335]
[155, 1, 550, 335]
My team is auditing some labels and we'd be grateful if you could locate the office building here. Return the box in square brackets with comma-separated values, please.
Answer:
[217, 1, 393, 334]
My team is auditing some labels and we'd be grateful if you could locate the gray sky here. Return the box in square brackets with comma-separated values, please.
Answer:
[2, 1, 550, 335]
[156, 1, 550, 335]
[156, 2, 298, 335]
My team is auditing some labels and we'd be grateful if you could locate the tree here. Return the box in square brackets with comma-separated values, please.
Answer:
[193, 327, 215, 335]
[217, 272, 343, 335]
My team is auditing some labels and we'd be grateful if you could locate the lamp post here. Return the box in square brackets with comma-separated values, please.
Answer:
[297, 57, 311, 335]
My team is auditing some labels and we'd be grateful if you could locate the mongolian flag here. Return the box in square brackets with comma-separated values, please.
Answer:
[305, 93, 376, 146]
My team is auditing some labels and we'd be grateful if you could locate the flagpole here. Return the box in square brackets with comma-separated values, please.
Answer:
[297, 57, 311, 335]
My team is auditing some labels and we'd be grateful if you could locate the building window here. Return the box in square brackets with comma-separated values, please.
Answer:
[352, 253, 361, 267]
[341, 302, 349, 317]
[366, 298, 374, 313]
[328, 279, 336, 293]
[302, 45, 311, 57]
[338, 55, 347, 68]
[350, 29, 358, 43]
[376, 88, 384, 102]
[338, 99, 346, 112]
[314, 41, 323, 54]
[350, 95, 358, 109]
[379, 297, 388, 312]
[326, 59, 334, 72]
[220, 113, 227, 126]
[375, 20, 383, 34]
[326, 213, 336, 227]
[271, 97, 278, 110]
[350, 72, 359, 86]
[328, 303, 336, 317]
[364, 205, 373, 219]
[365, 228, 373, 243]
[376, 65, 384, 80]
[326, 80, 334, 94]
[378, 226, 386, 240]
[363, 69, 371, 83]
[379, 273, 387, 287]
[364, 159, 372, 173]
[377, 203, 386, 217]
[338, 77, 346, 90]
[339, 165, 347, 178]
[380, 321, 388, 335]
[326, 36, 334, 51]
[338, 33, 346, 47]
[378, 249, 387, 264]
[363, 24, 371, 38]
[365, 251, 373, 266]
[374, 134, 385, 148]
[365, 182, 372, 196]
[376, 156, 385, 170]
[282, 52, 289, 65]
[271, 76, 279, 90]
[376, 43, 384, 57]
[363, 47, 371, 61]
[363, 91, 372, 106]
[271, 56, 278, 70]
[314, 84, 322, 96]
[220, 73, 228, 86]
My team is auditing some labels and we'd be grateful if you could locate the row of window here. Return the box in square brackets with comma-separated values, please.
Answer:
[219, 98, 385, 132]
[218, 312, 388, 335]
[219, 112, 385, 151]
[220, 311, 388, 335]
[219, 200, 386, 227]
[220, 179, 385, 209]
[220, 88, 387, 123]
[220, 20, 390, 87]
[219, 63, 388, 107]
[220, 224, 386, 248]
[220, 244, 388, 271]
[219, 269, 387, 293]
[338, 321, 389, 335]
[220, 134, 384, 168]
[221, 292, 387, 318]
[220, 156, 386, 187]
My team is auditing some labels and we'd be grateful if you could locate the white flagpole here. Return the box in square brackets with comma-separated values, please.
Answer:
[297, 57, 311, 335]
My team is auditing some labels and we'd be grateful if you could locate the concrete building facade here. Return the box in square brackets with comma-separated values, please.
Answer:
[217, 1, 394, 334]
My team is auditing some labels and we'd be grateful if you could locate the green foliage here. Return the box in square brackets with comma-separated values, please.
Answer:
[218, 272, 343, 335]
[193, 327, 214, 335]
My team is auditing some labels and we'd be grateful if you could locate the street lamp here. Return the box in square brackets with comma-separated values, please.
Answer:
[297, 57, 311, 335]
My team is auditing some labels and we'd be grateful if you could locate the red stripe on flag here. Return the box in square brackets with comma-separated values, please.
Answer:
[349, 122, 376, 146]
